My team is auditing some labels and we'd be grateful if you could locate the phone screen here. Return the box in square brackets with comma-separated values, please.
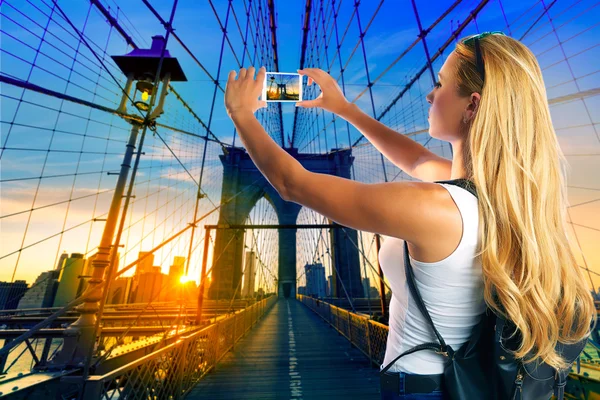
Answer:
[262, 72, 303, 102]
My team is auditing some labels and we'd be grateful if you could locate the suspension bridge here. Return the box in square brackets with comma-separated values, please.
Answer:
[0, 0, 599, 398]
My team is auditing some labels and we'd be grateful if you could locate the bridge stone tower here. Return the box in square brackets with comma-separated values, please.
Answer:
[208, 145, 363, 300]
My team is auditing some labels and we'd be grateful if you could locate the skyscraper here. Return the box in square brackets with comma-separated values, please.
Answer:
[242, 250, 256, 298]
[136, 252, 155, 277]
[53, 253, 85, 307]
[172, 256, 185, 272]
[107, 277, 132, 304]
[362, 277, 371, 298]
[181, 280, 199, 303]
[55, 251, 68, 271]
[131, 251, 155, 303]
[305, 263, 326, 298]
[168, 256, 186, 289]
[133, 267, 165, 304]
[18, 270, 59, 309]
[0, 281, 28, 310]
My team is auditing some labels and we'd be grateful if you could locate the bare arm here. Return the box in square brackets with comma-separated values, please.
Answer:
[296, 68, 451, 182]
[411, 153, 452, 182]
[339, 103, 450, 181]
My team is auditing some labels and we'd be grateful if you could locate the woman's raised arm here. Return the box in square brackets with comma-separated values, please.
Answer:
[297, 68, 449, 182]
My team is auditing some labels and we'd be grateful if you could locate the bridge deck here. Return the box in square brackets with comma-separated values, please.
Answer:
[186, 298, 380, 400]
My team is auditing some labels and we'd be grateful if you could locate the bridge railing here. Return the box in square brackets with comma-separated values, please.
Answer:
[80, 295, 277, 400]
[297, 294, 388, 366]
[298, 295, 600, 391]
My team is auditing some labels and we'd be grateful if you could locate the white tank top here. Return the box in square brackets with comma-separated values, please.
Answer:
[379, 183, 486, 374]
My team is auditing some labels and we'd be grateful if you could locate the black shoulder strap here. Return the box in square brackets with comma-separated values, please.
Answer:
[380, 341, 446, 373]
[380, 179, 477, 372]
[405, 240, 452, 349]
[380, 242, 453, 373]
[435, 178, 478, 199]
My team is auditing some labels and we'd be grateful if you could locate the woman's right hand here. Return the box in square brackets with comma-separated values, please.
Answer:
[296, 68, 352, 116]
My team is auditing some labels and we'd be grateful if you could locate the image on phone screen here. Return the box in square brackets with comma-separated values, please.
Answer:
[262, 72, 303, 102]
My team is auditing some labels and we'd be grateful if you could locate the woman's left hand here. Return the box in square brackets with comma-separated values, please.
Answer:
[225, 66, 267, 117]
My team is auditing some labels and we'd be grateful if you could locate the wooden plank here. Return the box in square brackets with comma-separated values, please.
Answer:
[186, 299, 380, 399]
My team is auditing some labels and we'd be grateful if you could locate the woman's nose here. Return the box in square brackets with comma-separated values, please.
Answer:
[426, 91, 433, 104]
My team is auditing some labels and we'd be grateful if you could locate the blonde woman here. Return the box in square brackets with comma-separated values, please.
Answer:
[224, 32, 596, 399]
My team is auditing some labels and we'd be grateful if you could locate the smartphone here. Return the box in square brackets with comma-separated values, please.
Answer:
[262, 72, 303, 102]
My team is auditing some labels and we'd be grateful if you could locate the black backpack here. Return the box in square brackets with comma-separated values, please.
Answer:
[379, 178, 590, 399]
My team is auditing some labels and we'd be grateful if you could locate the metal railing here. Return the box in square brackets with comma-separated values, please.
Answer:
[80, 295, 277, 399]
[298, 294, 600, 398]
[297, 294, 388, 366]
[0, 300, 257, 376]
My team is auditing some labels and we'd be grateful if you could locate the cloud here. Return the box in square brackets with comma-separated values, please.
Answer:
[365, 28, 415, 59]
[345, 63, 377, 85]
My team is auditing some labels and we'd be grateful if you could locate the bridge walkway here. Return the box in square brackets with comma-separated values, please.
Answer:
[186, 298, 380, 399]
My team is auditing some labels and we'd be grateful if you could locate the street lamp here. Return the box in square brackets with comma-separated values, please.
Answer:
[50, 35, 187, 369]
[112, 35, 187, 119]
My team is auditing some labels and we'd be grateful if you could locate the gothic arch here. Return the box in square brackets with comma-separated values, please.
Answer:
[208, 146, 362, 300]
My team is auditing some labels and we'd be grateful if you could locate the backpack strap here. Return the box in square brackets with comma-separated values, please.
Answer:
[379, 241, 456, 374]
[495, 315, 506, 342]
[380, 179, 477, 372]
[380, 342, 445, 374]
[434, 178, 478, 199]
[404, 178, 478, 349]
[403, 240, 451, 354]
[553, 369, 568, 400]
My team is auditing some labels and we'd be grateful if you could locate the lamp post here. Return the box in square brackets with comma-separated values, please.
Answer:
[112, 35, 186, 119]
[195, 226, 212, 325]
[50, 36, 186, 368]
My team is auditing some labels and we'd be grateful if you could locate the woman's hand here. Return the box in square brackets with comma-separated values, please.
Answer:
[225, 66, 267, 118]
[296, 68, 352, 116]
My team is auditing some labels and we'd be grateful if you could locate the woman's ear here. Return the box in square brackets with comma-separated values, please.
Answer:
[465, 92, 481, 122]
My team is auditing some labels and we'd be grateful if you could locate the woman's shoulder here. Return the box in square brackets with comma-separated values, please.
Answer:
[410, 183, 469, 263]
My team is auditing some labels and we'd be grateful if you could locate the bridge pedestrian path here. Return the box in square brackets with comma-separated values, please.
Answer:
[186, 298, 381, 399]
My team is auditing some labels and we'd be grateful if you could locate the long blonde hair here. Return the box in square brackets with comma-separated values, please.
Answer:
[454, 34, 596, 370]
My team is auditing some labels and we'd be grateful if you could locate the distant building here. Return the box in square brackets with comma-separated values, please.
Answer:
[54, 253, 85, 307]
[362, 277, 371, 298]
[305, 263, 326, 298]
[136, 252, 155, 277]
[167, 256, 186, 291]
[368, 286, 380, 299]
[0, 281, 28, 310]
[55, 252, 68, 271]
[242, 250, 256, 298]
[181, 280, 198, 303]
[172, 256, 186, 271]
[133, 268, 165, 304]
[18, 270, 59, 309]
[107, 277, 132, 304]
[327, 275, 334, 297]
[203, 276, 212, 295]
[130, 252, 156, 303]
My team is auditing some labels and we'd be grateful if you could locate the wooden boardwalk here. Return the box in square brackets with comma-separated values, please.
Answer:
[186, 298, 380, 400]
